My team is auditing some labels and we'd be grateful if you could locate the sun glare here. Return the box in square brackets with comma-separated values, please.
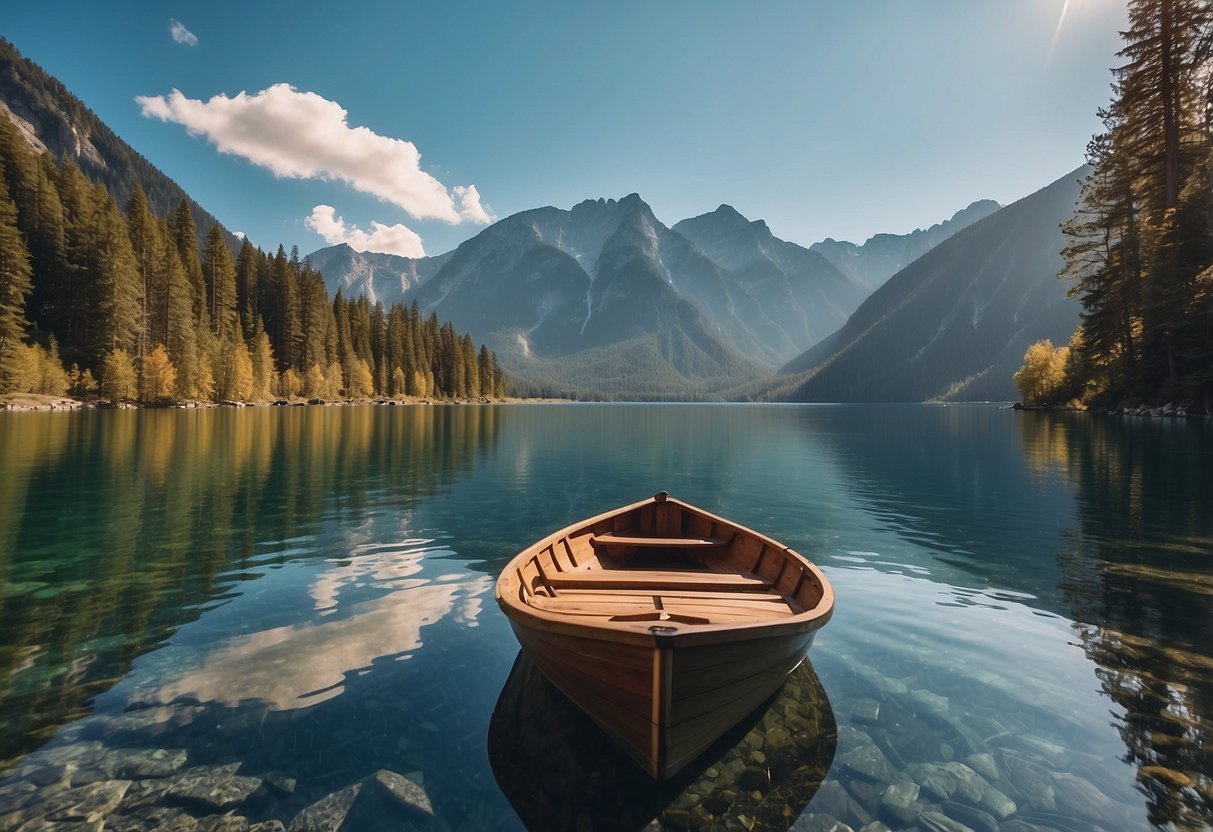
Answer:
[1049, 0, 1076, 60]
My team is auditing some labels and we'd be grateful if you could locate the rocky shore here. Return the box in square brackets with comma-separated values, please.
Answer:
[1013, 401, 1208, 417]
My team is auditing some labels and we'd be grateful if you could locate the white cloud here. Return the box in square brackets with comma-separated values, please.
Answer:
[169, 19, 198, 46]
[232, 230, 246, 240]
[135, 83, 493, 225]
[453, 184, 492, 224]
[306, 204, 426, 258]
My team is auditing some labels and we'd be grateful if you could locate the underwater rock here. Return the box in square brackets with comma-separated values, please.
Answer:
[195, 816, 250, 832]
[850, 700, 880, 725]
[13, 820, 104, 831]
[372, 770, 433, 817]
[941, 801, 998, 832]
[840, 744, 894, 784]
[918, 811, 975, 832]
[909, 690, 949, 715]
[16, 780, 131, 825]
[263, 772, 296, 797]
[286, 783, 362, 832]
[964, 754, 999, 782]
[107, 748, 189, 779]
[117, 778, 171, 810]
[167, 764, 262, 811]
[998, 752, 1055, 812]
[790, 813, 853, 831]
[1049, 773, 1123, 827]
[976, 786, 1016, 821]
[247, 823, 286, 832]
[877, 777, 920, 826]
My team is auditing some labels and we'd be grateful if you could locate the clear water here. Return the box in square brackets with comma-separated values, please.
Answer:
[0, 404, 1209, 830]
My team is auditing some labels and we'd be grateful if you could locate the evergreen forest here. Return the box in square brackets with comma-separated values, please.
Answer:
[0, 115, 506, 405]
[1016, 0, 1213, 411]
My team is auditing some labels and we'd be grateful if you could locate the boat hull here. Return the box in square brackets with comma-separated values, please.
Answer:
[496, 494, 834, 780]
[510, 615, 818, 779]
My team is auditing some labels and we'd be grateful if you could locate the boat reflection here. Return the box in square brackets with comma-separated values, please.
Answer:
[488, 652, 836, 831]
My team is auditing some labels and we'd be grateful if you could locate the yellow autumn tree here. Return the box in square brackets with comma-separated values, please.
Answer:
[101, 348, 138, 404]
[280, 367, 302, 400]
[304, 363, 327, 399]
[1013, 340, 1070, 406]
[348, 358, 375, 398]
[251, 332, 276, 402]
[139, 345, 178, 403]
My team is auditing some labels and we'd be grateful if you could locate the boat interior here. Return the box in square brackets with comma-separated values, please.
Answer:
[508, 499, 828, 627]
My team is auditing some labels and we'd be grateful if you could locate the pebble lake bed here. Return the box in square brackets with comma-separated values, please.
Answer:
[0, 404, 1209, 830]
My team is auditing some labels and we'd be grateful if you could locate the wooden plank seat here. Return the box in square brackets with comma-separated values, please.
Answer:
[545, 568, 771, 592]
[590, 533, 726, 549]
[529, 590, 796, 624]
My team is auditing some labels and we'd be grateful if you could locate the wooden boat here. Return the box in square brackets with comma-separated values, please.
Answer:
[494, 492, 835, 780]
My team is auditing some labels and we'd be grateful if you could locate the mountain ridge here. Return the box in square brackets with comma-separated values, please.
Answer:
[777, 167, 1088, 402]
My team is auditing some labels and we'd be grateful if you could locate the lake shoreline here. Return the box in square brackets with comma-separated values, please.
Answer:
[0, 393, 569, 412]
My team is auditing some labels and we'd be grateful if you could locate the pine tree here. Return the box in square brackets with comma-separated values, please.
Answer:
[203, 225, 238, 342]
[234, 238, 259, 343]
[86, 184, 142, 365]
[126, 184, 158, 357]
[0, 159, 33, 392]
[170, 199, 208, 337]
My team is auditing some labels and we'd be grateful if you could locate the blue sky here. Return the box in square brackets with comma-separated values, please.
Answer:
[4, 1, 1126, 259]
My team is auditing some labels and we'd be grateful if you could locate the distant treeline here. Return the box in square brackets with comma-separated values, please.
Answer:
[0, 116, 505, 403]
[1016, 0, 1213, 410]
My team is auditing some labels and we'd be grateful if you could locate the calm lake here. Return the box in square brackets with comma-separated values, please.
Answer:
[0, 404, 1210, 831]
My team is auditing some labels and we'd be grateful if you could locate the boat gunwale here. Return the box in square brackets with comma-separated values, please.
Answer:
[494, 495, 835, 648]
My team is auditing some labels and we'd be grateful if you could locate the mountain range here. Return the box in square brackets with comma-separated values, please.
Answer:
[1, 36, 1086, 402]
[308, 193, 1015, 398]
[810, 199, 1001, 291]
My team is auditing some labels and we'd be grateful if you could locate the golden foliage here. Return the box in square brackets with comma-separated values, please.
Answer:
[1013, 339, 1070, 405]
[139, 345, 177, 403]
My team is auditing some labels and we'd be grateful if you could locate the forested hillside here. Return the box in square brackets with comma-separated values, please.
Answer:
[0, 103, 504, 404]
[1016, 0, 1213, 411]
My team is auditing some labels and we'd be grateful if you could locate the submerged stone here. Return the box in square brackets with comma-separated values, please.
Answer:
[264, 772, 297, 797]
[940, 801, 997, 832]
[840, 744, 894, 784]
[286, 783, 362, 832]
[372, 769, 433, 817]
[909, 689, 949, 715]
[976, 785, 1015, 820]
[196, 817, 250, 832]
[789, 813, 853, 832]
[167, 764, 262, 811]
[878, 778, 920, 825]
[1049, 773, 1123, 826]
[25, 780, 131, 824]
[108, 748, 189, 779]
[850, 699, 880, 725]
[918, 811, 974, 832]
[963, 753, 999, 782]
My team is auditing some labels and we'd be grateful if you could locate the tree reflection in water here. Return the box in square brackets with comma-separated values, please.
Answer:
[0, 405, 502, 767]
[1017, 412, 1213, 827]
